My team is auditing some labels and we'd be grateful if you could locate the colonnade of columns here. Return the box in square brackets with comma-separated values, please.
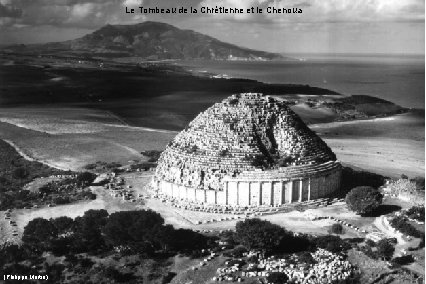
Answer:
[155, 168, 341, 206]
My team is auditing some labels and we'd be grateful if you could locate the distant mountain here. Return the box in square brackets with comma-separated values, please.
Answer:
[6, 22, 284, 60]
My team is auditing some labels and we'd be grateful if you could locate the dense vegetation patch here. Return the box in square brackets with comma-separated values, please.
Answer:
[0, 140, 89, 210]
[234, 218, 350, 255]
[1, 215, 356, 283]
[330, 223, 344, 234]
[0, 209, 210, 283]
[389, 216, 423, 238]
[0, 172, 96, 210]
[18, 209, 210, 257]
[0, 139, 67, 193]
[405, 206, 425, 222]
[345, 186, 383, 216]
[84, 161, 122, 173]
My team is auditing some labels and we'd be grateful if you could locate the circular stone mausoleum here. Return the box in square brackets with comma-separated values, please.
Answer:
[153, 93, 341, 207]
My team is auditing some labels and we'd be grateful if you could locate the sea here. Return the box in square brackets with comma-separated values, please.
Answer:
[179, 54, 425, 109]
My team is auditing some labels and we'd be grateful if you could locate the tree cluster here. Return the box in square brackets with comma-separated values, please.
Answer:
[1, 173, 95, 210]
[390, 216, 423, 238]
[362, 238, 395, 261]
[235, 218, 350, 255]
[0, 140, 67, 194]
[376, 239, 395, 260]
[21, 209, 209, 257]
[405, 206, 425, 222]
[84, 161, 122, 172]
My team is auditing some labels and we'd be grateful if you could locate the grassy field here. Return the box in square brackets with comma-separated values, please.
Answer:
[324, 137, 424, 178]
[0, 108, 175, 171]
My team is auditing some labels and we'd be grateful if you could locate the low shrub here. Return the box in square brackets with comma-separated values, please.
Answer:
[330, 223, 344, 234]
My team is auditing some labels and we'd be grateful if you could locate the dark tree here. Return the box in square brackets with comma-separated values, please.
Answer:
[0, 243, 27, 265]
[73, 209, 109, 253]
[277, 233, 312, 253]
[231, 246, 247, 258]
[157, 226, 207, 253]
[345, 186, 383, 215]
[365, 239, 376, 247]
[50, 237, 73, 256]
[392, 255, 414, 266]
[51, 216, 74, 235]
[376, 239, 395, 260]
[12, 167, 29, 179]
[406, 206, 425, 222]
[298, 251, 316, 265]
[389, 216, 422, 238]
[102, 210, 164, 248]
[235, 219, 286, 253]
[22, 218, 58, 253]
[401, 174, 409, 180]
[330, 223, 344, 234]
[80, 209, 109, 227]
[412, 176, 425, 191]
[76, 172, 97, 186]
[266, 272, 288, 284]
[313, 235, 350, 253]
[103, 266, 135, 283]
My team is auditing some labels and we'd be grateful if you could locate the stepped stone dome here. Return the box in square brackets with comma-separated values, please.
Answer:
[153, 93, 341, 206]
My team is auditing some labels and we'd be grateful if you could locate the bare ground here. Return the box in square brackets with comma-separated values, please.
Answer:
[324, 137, 424, 178]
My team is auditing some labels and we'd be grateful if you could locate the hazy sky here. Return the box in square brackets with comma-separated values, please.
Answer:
[0, 0, 424, 54]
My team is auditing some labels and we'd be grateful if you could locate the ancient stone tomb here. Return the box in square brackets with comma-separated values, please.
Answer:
[152, 93, 341, 206]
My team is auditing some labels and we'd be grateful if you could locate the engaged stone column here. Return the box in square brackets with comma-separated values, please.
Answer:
[236, 181, 240, 206]
[248, 182, 251, 206]
[259, 182, 262, 205]
[288, 181, 293, 204]
[298, 179, 303, 202]
[225, 182, 229, 205]
[308, 178, 311, 201]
